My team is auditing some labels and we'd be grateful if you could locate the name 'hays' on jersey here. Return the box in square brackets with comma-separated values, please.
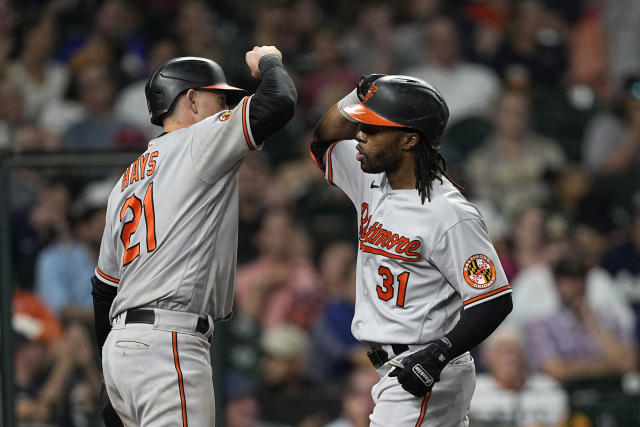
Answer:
[95, 96, 260, 322]
[323, 139, 511, 345]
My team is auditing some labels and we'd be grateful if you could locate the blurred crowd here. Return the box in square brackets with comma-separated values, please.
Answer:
[3, 0, 640, 426]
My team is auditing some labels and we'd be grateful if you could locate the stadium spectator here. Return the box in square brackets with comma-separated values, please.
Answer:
[489, 0, 569, 87]
[256, 324, 340, 426]
[299, 28, 360, 123]
[235, 209, 324, 330]
[309, 242, 361, 380]
[602, 0, 640, 89]
[526, 253, 637, 382]
[223, 371, 272, 427]
[237, 151, 272, 265]
[57, 0, 146, 81]
[14, 292, 101, 426]
[11, 180, 72, 286]
[35, 198, 106, 323]
[0, 76, 27, 150]
[6, 12, 69, 122]
[114, 36, 180, 139]
[392, 0, 445, 71]
[403, 15, 501, 124]
[465, 89, 566, 221]
[582, 75, 640, 174]
[470, 326, 569, 427]
[10, 123, 58, 216]
[339, 2, 395, 75]
[325, 366, 379, 427]
[61, 61, 145, 151]
[600, 208, 640, 346]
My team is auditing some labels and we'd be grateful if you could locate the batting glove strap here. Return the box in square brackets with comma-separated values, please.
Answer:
[388, 340, 450, 397]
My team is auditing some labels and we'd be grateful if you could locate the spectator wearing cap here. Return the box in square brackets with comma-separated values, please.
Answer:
[525, 253, 637, 382]
[582, 76, 640, 174]
[256, 324, 341, 426]
[470, 326, 568, 427]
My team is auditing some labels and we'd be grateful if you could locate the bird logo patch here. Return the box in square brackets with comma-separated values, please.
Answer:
[219, 111, 232, 121]
[463, 254, 496, 289]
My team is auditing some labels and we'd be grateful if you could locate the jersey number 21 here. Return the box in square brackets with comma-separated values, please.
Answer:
[119, 182, 157, 266]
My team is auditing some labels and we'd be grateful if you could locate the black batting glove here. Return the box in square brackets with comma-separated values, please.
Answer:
[388, 339, 450, 397]
[356, 74, 386, 102]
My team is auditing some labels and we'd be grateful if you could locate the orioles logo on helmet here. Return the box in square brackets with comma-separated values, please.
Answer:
[363, 83, 378, 103]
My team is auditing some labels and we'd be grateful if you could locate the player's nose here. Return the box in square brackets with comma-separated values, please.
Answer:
[356, 129, 368, 143]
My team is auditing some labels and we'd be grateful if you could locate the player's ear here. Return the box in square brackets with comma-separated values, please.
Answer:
[187, 89, 199, 114]
[401, 132, 420, 151]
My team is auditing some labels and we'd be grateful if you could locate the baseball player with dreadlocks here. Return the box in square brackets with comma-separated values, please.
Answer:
[310, 74, 513, 426]
[91, 46, 296, 426]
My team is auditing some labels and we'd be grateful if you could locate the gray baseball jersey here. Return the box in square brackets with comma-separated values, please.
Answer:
[95, 96, 259, 322]
[321, 139, 512, 344]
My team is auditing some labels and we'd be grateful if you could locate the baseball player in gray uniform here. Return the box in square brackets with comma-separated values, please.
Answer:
[310, 74, 513, 426]
[91, 46, 296, 426]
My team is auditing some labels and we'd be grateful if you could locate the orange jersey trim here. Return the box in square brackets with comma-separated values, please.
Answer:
[309, 149, 325, 174]
[241, 97, 254, 151]
[326, 142, 339, 184]
[462, 285, 512, 307]
[360, 241, 421, 262]
[415, 391, 431, 427]
[96, 267, 120, 285]
[172, 332, 188, 427]
[342, 103, 407, 128]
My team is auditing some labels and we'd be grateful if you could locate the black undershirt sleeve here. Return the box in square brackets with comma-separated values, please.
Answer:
[248, 54, 297, 143]
[309, 140, 335, 170]
[91, 276, 118, 353]
[442, 293, 513, 360]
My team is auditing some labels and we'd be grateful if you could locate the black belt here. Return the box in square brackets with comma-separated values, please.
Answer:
[367, 344, 410, 368]
[125, 309, 209, 335]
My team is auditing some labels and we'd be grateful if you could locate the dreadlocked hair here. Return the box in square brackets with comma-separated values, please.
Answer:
[414, 137, 462, 204]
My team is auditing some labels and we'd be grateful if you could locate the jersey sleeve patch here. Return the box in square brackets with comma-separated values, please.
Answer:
[95, 266, 120, 287]
[219, 110, 232, 121]
[463, 254, 496, 289]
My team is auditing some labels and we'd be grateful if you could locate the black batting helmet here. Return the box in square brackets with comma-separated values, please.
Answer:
[145, 57, 246, 126]
[342, 75, 449, 147]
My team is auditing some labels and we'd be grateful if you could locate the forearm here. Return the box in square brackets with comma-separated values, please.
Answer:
[39, 355, 74, 407]
[440, 293, 513, 360]
[543, 358, 621, 382]
[587, 321, 637, 370]
[92, 276, 117, 352]
[248, 54, 297, 142]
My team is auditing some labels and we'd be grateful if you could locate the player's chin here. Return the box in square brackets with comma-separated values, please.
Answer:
[360, 161, 384, 174]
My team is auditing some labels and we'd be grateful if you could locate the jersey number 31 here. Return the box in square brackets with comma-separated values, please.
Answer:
[119, 182, 156, 266]
[377, 266, 410, 308]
